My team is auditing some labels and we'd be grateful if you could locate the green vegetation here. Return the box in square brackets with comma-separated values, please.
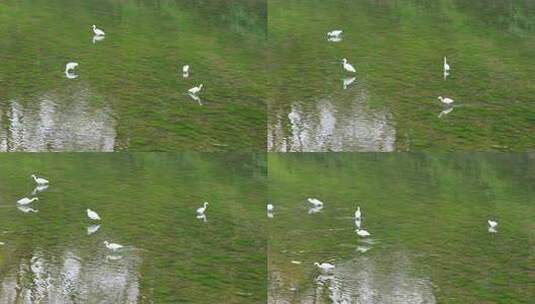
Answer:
[0, 153, 266, 303]
[268, 0, 535, 151]
[268, 153, 534, 303]
[0, 0, 266, 151]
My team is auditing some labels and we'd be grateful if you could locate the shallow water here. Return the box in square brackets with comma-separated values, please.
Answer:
[268, 0, 535, 151]
[268, 153, 534, 303]
[0, 153, 266, 303]
[0, 0, 266, 151]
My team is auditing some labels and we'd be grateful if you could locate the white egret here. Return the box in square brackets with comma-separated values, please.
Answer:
[342, 58, 356, 73]
[314, 262, 335, 273]
[327, 30, 343, 37]
[343, 77, 356, 89]
[104, 241, 123, 251]
[17, 197, 38, 205]
[87, 209, 101, 221]
[17, 206, 38, 213]
[65, 63, 79, 79]
[356, 228, 371, 237]
[92, 25, 105, 36]
[183, 65, 190, 74]
[438, 96, 454, 105]
[196, 202, 209, 215]
[307, 198, 323, 207]
[443, 57, 450, 73]
[488, 219, 498, 228]
[31, 174, 49, 185]
[65, 62, 78, 72]
[87, 224, 101, 235]
[188, 84, 203, 95]
[354, 206, 361, 219]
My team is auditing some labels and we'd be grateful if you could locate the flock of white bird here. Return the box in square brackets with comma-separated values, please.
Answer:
[13, 174, 124, 252]
[64, 25, 204, 104]
[326, 30, 457, 118]
[268, 197, 500, 274]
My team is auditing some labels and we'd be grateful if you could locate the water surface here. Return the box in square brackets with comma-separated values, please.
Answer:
[0, 153, 266, 303]
[0, 0, 266, 151]
[268, 153, 533, 303]
[268, 0, 535, 151]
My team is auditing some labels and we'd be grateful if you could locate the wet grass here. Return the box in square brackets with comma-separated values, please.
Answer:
[268, 0, 535, 151]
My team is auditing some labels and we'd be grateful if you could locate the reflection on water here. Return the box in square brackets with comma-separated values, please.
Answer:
[0, 83, 116, 152]
[268, 85, 395, 152]
[0, 248, 140, 303]
[270, 250, 436, 304]
[268, 154, 534, 303]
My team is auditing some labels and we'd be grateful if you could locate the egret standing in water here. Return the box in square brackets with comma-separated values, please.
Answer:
[438, 96, 454, 105]
[65, 62, 79, 79]
[314, 262, 335, 274]
[87, 209, 101, 221]
[443, 57, 450, 73]
[342, 58, 356, 73]
[31, 174, 49, 185]
[267, 203, 274, 218]
[104, 241, 123, 251]
[307, 198, 324, 207]
[92, 25, 105, 36]
[488, 219, 498, 233]
[188, 84, 203, 95]
[182, 65, 190, 78]
[17, 197, 38, 205]
[196, 202, 209, 215]
[327, 30, 343, 42]
[327, 30, 343, 38]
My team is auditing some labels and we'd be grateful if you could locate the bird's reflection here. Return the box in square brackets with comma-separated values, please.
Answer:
[65, 70, 78, 79]
[327, 37, 342, 43]
[196, 214, 207, 222]
[188, 93, 203, 106]
[443, 70, 449, 80]
[92, 35, 105, 44]
[438, 105, 457, 118]
[354, 218, 362, 229]
[267, 211, 274, 218]
[86, 224, 101, 235]
[343, 77, 356, 90]
[356, 245, 371, 253]
[17, 205, 38, 213]
[488, 227, 497, 233]
[183, 71, 190, 78]
[32, 184, 49, 195]
[308, 205, 323, 214]
[106, 254, 123, 261]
